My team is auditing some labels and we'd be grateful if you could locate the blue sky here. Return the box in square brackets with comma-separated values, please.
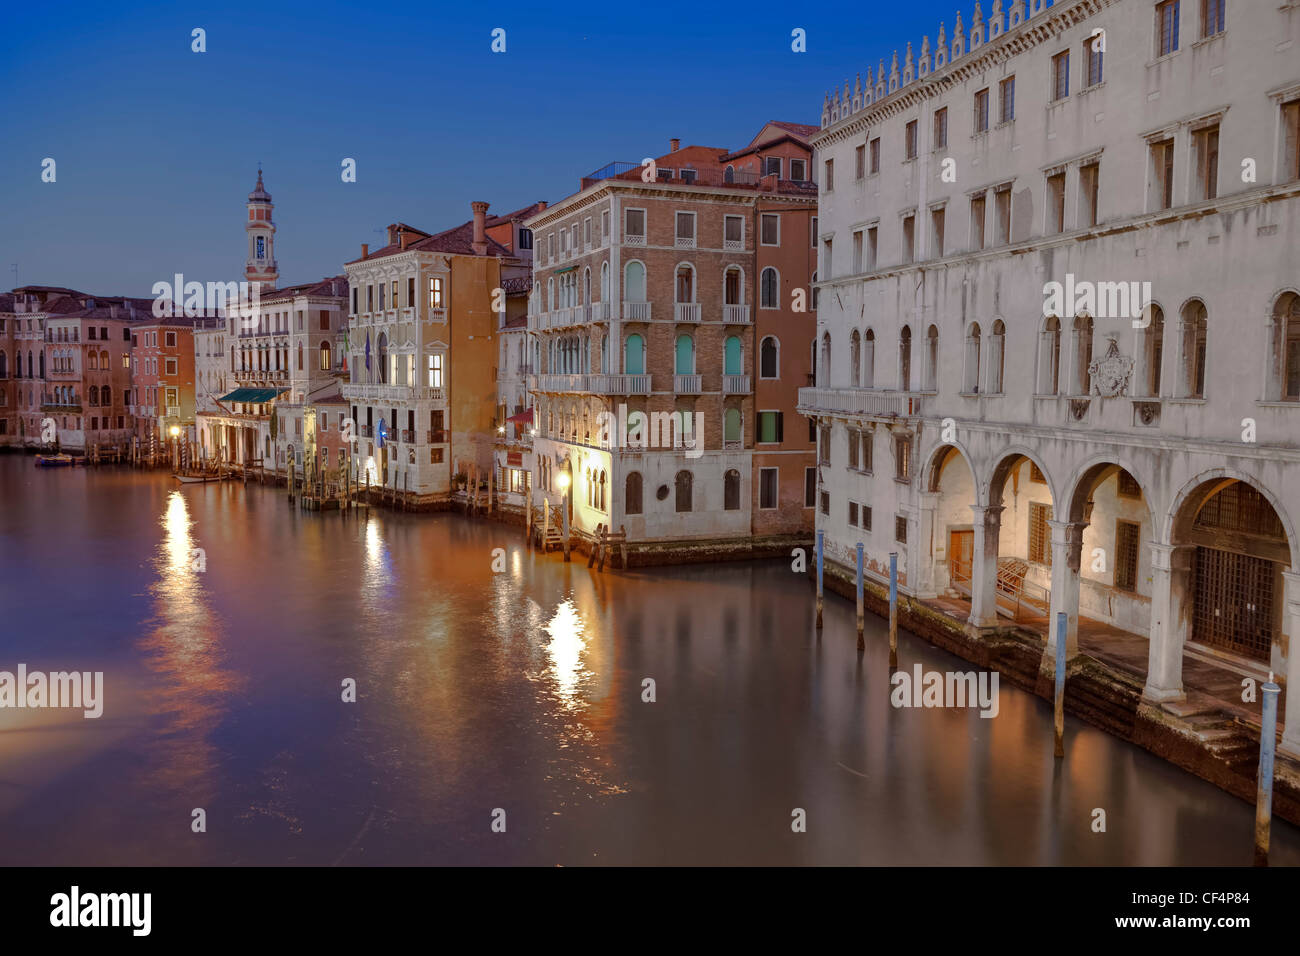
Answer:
[0, 0, 961, 294]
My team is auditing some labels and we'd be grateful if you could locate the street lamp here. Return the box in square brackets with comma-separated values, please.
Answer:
[556, 470, 571, 562]
[169, 425, 180, 472]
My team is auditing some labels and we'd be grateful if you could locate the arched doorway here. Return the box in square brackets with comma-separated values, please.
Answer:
[919, 444, 976, 601]
[984, 452, 1057, 633]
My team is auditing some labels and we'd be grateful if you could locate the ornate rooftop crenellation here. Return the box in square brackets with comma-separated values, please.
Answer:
[822, 0, 1061, 130]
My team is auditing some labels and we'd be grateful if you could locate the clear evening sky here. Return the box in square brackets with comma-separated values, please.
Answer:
[1, 0, 952, 294]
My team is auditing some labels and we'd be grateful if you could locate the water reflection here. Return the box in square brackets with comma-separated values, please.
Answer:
[542, 597, 588, 707]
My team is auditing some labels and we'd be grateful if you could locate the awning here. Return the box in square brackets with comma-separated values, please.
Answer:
[553, 266, 577, 274]
[506, 408, 534, 426]
[217, 387, 288, 403]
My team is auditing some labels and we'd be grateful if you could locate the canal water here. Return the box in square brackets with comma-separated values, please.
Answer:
[1, 455, 1295, 866]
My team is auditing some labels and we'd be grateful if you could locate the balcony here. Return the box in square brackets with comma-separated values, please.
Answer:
[359, 425, 373, 438]
[722, 304, 751, 324]
[427, 429, 448, 444]
[597, 302, 611, 321]
[674, 303, 701, 323]
[723, 374, 751, 394]
[796, 387, 925, 419]
[533, 373, 589, 392]
[343, 383, 445, 402]
[674, 374, 702, 394]
[623, 302, 651, 321]
[624, 233, 646, 246]
[401, 429, 415, 443]
[590, 373, 651, 395]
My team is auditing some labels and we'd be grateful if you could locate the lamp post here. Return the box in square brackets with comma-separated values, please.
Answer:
[169, 424, 180, 472]
[556, 469, 571, 562]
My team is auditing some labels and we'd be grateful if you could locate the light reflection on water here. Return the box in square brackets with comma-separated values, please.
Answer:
[0, 458, 1297, 866]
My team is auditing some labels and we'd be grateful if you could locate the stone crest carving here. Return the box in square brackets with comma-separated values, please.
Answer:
[1088, 336, 1134, 397]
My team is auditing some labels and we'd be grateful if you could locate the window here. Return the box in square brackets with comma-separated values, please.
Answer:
[924, 325, 938, 390]
[1029, 502, 1053, 565]
[899, 326, 912, 391]
[624, 333, 645, 375]
[971, 194, 987, 249]
[519, 228, 533, 250]
[862, 331, 875, 389]
[790, 159, 807, 181]
[1143, 304, 1165, 396]
[675, 470, 693, 512]
[999, 76, 1016, 123]
[1084, 36, 1103, 87]
[624, 208, 646, 243]
[964, 323, 982, 393]
[905, 120, 918, 160]
[319, 341, 332, 370]
[860, 428, 874, 472]
[758, 411, 783, 443]
[407, 278, 415, 308]
[764, 156, 782, 178]
[428, 277, 444, 309]
[852, 230, 864, 273]
[675, 212, 696, 247]
[760, 337, 779, 379]
[583, 218, 592, 246]
[847, 425, 859, 467]
[930, 206, 945, 257]
[1115, 520, 1141, 592]
[974, 88, 990, 133]
[849, 501, 859, 527]
[1116, 469, 1143, 499]
[724, 215, 744, 249]
[1051, 51, 1070, 101]
[995, 186, 1012, 244]
[821, 238, 833, 279]
[820, 492, 830, 516]
[895, 515, 908, 544]
[1047, 172, 1066, 233]
[1274, 294, 1300, 400]
[723, 469, 742, 511]
[804, 467, 817, 507]
[1193, 124, 1219, 201]
[824, 158, 834, 191]
[760, 268, 779, 309]
[756, 467, 778, 510]
[761, 213, 780, 246]
[674, 334, 694, 375]
[1181, 300, 1208, 398]
[869, 137, 881, 174]
[1202, 0, 1225, 37]
[1156, 0, 1181, 57]
[626, 472, 643, 515]
[855, 143, 866, 179]
[933, 107, 948, 150]
[902, 214, 915, 264]
[893, 434, 911, 483]
[989, 320, 1005, 393]
[1074, 314, 1094, 394]
[1283, 100, 1300, 183]
[427, 353, 443, 388]
[1079, 162, 1100, 227]
[165, 357, 178, 376]
[818, 424, 831, 465]
[867, 226, 878, 270]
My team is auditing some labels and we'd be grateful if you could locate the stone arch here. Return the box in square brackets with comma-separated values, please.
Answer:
[922, 441, 976, 494]
[1167, 468, 1298, 568]
[984, 445, 1059, 512]
[1064, 454, 1158, 535]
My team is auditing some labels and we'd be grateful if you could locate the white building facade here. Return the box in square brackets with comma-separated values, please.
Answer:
[803, 0, 1300, 750]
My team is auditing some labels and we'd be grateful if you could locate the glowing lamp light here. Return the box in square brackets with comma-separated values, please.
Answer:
[169, 425, 180, 437]
[497, 425, 505, 434]
[556, 472, 570, 492]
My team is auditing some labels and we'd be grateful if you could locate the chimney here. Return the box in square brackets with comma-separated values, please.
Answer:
[536, 200, 547, 212]
[670, 138, 680, 152]
[401, 229, 417, 249]
[360, 243, 369, 259]
[471, 201, 490, 255]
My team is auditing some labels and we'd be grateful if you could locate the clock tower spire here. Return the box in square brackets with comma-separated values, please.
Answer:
[245, 166, 278, 291]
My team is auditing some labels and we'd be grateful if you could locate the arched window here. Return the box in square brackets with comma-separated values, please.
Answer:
[88, 351, 98, 370]
[1180, 300, 1208, 399]
[724, 164, 735, 184]
[586, 468, 594, 507]
[761, 267, 779, 309]
[37, 351, 43, 379]
[320, 341, 332, 370]
[819, 332, 831, 387]
[624, 334, 645, 375]
[724, 267, 743, 305]
[102, 385, 111, 406]
[1073, 314, 1094, 394]
[675, 334, 695, 374]
[88, 385, 99, 406]
[863, 328, 876, 388]
[989, 320, 1005, 394]
[298, 341, 304, 371]
[0, 351, 7, 378]
[626, 471, 643, 515]
[899, 326, 912, 391]
[547, 277, 555, 311]
[724, 336, 742, 376]
[625, 261, 646, 302]
[924, 325, 939, 391]
[1141, 304, 1165, 396]
[964, 323, 981, 393]
[811, 271, 819, 311]
[724, 407, 742, 444]
[760, 336, 779, 379]
[1272, 293, 1300, 401]
[598, 470, 606, 511]
[600, 261, 609, 303]
[99, 350, 108, 370]
[850, 330, 861, 386]
[376, 334, 388, 383]
[582, 268, 591, 307]
[675, 264, 694, 303]
[724, 469, 741, 510]
[675, 470, 693, 512]
[1038, 316, 1061, 394]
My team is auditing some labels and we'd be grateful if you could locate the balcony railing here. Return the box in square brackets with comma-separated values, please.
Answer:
[597, 302, 611, 321]
[723, 374, 751, 394]
[623, 302, 651, 321]
[590, 373, 651, 395]
[674, 303, 701, 323]
[722, 304, 750, 324]
[674, 374, 702, 394]
[796, 387, 925, 419]
[343, 383, 445, 402]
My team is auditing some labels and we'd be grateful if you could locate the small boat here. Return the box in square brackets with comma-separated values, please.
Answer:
[174, 472, 228, 484]
[35, 454, 79, 468]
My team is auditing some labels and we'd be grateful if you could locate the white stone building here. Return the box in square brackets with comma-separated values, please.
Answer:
[802, 0, 1300, 750]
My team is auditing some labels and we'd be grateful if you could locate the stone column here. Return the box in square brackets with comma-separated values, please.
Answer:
[968, 504, 1003, 627]
[917, 491, 941, 597]
[1142, 542, 1194, 702]
[1279, 571, 1300, 756]
[1046, 519, 1086, 660]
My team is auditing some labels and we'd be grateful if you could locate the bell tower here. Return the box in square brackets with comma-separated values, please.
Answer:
[245, 167, 278, 291]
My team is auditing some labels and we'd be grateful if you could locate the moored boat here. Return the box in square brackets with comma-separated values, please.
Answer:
[34, 454, 78, 468]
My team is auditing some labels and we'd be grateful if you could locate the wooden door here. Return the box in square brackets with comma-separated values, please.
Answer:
[950, 529, 974, 591]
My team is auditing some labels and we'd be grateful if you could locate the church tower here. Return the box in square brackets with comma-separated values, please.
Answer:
[245, 168, 278, 291]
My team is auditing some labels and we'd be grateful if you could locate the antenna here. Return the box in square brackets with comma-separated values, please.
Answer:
[10, 263, 17, 288]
